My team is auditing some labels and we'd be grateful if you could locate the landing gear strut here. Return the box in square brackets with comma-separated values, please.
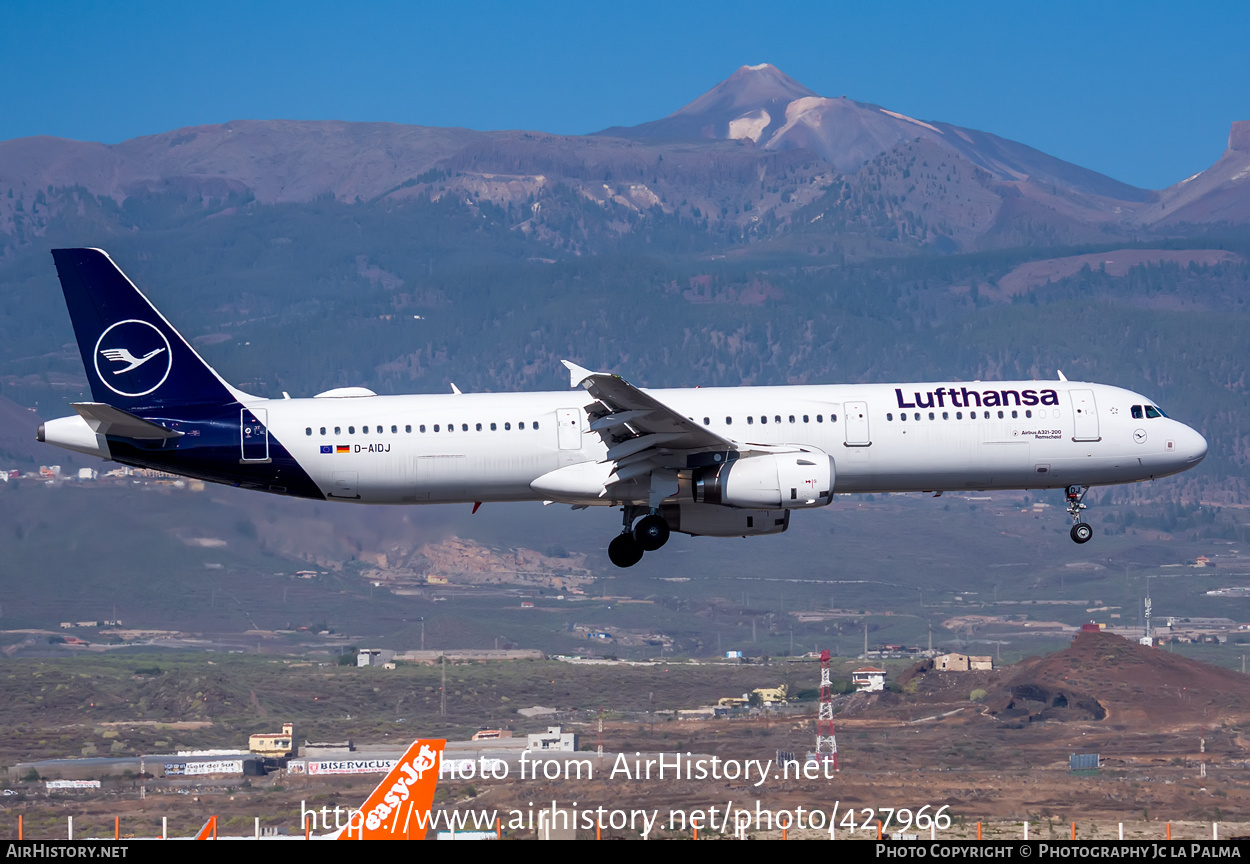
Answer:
[1066, 485, 1093, 544]
[607, 506, 669, 568]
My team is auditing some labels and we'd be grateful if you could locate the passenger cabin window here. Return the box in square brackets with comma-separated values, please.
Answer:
[320, 427, 326, 435]
[476, 423, 482, 431]
[725, 417, 732, 425]
[747, 417, 754, 425]
[504, 422, 511, 430]
[305, 427, 312, 436]
[433, 425, 440, 432]
[334, 426, 341, 435]
[348, 426, 355, 434]
[533, 421, 540, 429]
[491, 423, 497, 430]
[462, 423, 469, 431]
[774, 415, 781, 424]
[803, 415, 809, 423]
[703, 417, 710, 425]
[405, 425, 412, 433]
[816, 415, 823, 423]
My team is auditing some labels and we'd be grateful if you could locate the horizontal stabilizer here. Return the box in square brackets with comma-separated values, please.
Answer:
[71, 403, 183, 440]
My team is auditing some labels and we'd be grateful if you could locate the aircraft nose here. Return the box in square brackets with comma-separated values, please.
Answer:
[1184, 426, 1208, 465]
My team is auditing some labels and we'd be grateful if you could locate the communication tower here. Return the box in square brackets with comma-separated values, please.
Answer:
[815, 649, 839, 770]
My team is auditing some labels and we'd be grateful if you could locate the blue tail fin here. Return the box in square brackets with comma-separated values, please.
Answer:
[51, 248, 241, 409]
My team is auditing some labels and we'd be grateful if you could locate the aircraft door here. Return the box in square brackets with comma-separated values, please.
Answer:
[844, 401, 871, 447]
[557, 408, 582, 449]
[1070, 390, 1101, 442]
[240, 408, 269, 462]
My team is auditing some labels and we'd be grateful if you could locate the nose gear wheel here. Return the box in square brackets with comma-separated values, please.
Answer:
[1066, 485, 1093, 544]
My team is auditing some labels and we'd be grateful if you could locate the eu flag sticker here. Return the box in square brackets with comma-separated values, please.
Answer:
[320, 445, 333, 454]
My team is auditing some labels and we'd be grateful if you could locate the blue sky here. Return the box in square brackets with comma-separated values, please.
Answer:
[2, 0, 1246, 189]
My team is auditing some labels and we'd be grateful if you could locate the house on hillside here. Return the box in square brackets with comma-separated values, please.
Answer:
[935, 652, 993, 672]
[852, 667, 886, 692]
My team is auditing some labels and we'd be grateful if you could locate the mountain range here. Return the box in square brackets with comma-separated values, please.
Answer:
[1, 64, 1246, 255]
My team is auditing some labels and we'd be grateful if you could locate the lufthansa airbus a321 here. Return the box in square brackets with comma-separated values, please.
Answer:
[38, 249, 1208, 567]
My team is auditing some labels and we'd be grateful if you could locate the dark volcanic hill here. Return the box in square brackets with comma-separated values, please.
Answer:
[991, 632, 1250, 728]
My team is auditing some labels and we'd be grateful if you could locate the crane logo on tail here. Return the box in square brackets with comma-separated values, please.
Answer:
[93, 320, 172, 397]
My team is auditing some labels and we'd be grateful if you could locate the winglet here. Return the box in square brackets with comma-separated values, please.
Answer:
[1057, 369, 1068, 382]
[561, 360, 596, 389]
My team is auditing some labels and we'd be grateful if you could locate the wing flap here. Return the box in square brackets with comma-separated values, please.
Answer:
[560, 360, 737, 503]
[562, 360, 732, 454]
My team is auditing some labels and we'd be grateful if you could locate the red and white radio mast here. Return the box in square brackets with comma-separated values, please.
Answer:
[816, 649, 839, 770]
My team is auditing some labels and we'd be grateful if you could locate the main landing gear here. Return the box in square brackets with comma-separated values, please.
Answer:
[607, 506, 670, 568]
[1066, 485, 1093, 544]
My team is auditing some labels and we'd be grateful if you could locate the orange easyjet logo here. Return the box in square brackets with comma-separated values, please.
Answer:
[341, 738, 445, 839]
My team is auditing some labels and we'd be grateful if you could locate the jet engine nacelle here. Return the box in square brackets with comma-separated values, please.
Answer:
[658, 502, 790, 537]
[692, 450, 834, 509]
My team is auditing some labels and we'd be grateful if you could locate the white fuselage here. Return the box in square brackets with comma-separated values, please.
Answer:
[256, 380, 1207, 506]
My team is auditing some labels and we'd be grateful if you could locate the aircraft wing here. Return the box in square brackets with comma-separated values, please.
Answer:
[562, 362, 734, 490]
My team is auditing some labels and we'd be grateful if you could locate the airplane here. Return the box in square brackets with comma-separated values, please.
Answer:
[38, 248, 1208, 568]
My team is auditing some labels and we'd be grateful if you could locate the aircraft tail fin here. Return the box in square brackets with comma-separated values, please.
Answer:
[51, 248, 246, 410]
[336, 738, 445, 839]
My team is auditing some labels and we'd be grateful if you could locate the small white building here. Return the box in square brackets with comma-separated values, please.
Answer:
[934, 653, 993, 672]
[356, 649, 395, 667]
[527, 725, 578, 751]
[852, 667, 886, 692]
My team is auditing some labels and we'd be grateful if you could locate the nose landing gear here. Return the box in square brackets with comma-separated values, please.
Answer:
[607, 506, 670, 568]
[1066, 485, 1093, 544]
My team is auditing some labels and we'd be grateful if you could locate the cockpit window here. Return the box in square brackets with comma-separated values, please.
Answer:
[1131, 405, 1143, 419]
[1145, 405, 1163, 419]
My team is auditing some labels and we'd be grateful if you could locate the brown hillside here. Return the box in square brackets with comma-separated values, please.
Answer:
[992, 631, 1250, 729]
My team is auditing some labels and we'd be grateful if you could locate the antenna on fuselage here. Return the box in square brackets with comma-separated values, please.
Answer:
[1057, 370, 1068, 381]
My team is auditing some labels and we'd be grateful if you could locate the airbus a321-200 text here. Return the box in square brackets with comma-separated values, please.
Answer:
[38, 249, 1208, 567]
